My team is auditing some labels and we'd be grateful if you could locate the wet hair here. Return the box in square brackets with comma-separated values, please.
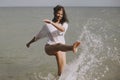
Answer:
[52, 5, 69, 24]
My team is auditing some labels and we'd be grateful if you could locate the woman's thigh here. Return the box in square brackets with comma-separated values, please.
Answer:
[56, 51, 66, 65]
[45, 43, 62, 55]
[45, 44, 58, 55]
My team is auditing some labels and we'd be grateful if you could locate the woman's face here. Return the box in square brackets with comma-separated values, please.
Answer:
[56, 9, 63, 22]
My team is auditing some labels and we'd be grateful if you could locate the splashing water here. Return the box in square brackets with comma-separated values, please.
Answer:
[59, 18, 120, 80]
[29, 18, 120, 80]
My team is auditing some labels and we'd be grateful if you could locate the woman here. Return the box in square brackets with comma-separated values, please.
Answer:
[26, 5, 80, 76]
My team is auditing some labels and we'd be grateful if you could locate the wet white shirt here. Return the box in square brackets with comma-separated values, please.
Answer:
[35, 22, 68, 45]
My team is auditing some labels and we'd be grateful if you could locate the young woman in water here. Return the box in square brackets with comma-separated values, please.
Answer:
[26, 5, 80, 76]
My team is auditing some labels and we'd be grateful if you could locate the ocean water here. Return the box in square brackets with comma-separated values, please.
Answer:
[0, 7, 120, 80]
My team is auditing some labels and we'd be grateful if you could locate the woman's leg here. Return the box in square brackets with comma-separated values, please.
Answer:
[56, 41, 80, 53]
[44, 41, 80, 76]
[55, 51, 66, 76]
[45, 41, 80, 55]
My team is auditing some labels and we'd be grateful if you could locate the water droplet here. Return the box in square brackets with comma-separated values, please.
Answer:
[102, 74, 104, 77]
[106, 67, 109, 71]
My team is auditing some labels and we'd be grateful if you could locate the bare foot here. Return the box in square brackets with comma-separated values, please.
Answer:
[73, 41, 80, 53]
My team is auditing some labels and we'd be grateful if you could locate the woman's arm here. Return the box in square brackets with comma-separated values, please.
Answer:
[43, 19, 65, 32]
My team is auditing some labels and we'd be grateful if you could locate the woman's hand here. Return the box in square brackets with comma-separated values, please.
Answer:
[43, 19, 53, 24]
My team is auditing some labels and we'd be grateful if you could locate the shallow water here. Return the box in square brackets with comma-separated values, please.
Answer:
[0, 7, 120, 80]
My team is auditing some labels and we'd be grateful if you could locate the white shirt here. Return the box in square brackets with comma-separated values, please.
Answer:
[35, 22, 68, 45]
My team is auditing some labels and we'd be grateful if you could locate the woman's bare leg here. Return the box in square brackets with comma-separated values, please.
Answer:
[55, 51, 66, 76]
[44, 41, 80, 76]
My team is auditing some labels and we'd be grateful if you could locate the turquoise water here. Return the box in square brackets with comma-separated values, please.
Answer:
[0, 7, 120, 80]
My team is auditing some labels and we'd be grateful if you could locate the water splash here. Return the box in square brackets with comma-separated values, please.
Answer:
[59, 18, 120, 80]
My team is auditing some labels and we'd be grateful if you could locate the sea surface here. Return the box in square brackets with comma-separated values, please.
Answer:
[0, 7, 120, 80]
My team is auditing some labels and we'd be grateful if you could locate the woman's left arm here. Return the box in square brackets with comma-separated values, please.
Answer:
[43, 19, 65, 32]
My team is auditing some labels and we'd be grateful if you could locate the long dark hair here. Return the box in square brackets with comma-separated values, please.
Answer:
[52, 5, 69, 24]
